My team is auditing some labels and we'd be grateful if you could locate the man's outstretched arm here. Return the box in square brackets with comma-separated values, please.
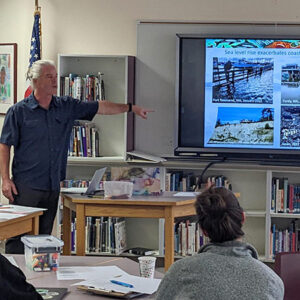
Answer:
[97, 101, 153, 119]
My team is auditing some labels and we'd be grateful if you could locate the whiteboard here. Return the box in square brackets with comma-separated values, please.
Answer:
[135, 22, 300, 157]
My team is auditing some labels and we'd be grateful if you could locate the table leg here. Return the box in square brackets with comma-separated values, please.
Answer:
[76, 204, 85, 256]
[62, 202, 71, 255]
[30, 215, 39, 235]
[164, 207, 175, 271]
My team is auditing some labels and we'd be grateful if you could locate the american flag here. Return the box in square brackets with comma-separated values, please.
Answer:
[24, 11, 41, 98]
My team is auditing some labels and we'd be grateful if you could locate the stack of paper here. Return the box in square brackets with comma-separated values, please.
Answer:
[57, 266, 161, 295]
[0, 205, 46, 220]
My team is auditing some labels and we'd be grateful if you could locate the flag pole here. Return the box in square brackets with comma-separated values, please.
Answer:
[24, 1, 42, 97]
[34, 0, 42, 59]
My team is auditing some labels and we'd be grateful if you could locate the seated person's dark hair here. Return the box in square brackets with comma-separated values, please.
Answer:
[195, 186, 244, 243]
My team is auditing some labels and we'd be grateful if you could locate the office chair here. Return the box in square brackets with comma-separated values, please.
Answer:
[274, 252, 300, 300]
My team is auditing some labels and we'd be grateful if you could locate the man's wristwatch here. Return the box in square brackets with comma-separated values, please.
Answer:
[127, 103, 132, 113]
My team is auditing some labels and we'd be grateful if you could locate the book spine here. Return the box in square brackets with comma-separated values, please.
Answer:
[81, 126, 87, 157]
[92, 127, 96, 157]
[95, 129, 100, 157]
[74, 76, 82, 100]
[165, 173, 171, 192]
[283, 178, 288, 213]
[64, 77, 70, 96]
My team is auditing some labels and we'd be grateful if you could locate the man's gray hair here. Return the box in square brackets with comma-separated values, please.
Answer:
[26, 60, 56, 87]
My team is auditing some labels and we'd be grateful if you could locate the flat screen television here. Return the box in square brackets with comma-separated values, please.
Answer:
[175, 34, 300, 164]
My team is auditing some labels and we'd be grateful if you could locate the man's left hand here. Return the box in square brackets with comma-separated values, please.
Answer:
[133, 105, 154, 119]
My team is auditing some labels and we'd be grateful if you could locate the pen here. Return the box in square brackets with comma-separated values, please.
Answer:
[110, 280, 134, 288]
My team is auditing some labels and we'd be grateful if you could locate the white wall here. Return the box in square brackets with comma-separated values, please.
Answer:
[1, 0, 300, 111]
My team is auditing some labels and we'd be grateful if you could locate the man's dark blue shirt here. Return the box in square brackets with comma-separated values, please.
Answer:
[0, 94, 98, 191]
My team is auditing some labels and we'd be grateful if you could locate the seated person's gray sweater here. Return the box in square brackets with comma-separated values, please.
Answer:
[156, 241, 284, 300]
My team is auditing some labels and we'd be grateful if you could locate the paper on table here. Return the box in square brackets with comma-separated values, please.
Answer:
[0, 213, 26, 220]
[0, 205, 46, 214]
[6, 256, 19, 268]
[73, 273, 161, 295]
[57, 266, 127, 280]
[60, 187, 87, 194]
[173, 192, 200, 197]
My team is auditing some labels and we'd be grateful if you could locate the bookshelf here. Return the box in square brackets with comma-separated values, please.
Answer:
[266, 169, 300, 260]
[161, 161, 300, 262]
[56, 55, 164, 260]
[56, 54, 135, 246]
[162, 162, 266, 258]
[57, 54, 135, 162]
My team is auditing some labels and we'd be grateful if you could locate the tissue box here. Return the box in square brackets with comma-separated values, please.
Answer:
[21, 235, 64, 271]
[104, 181, 133, 199]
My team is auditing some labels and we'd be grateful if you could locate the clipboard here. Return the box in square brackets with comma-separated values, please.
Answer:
[77, 285, 144, 299]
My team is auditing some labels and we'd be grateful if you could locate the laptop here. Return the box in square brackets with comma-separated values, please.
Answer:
[85, 167, 107, 195]
[61, 167, 106, 195]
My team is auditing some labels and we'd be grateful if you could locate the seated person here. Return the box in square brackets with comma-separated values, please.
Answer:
[0, 253, 42, 299]
[156, 186, 284, 300]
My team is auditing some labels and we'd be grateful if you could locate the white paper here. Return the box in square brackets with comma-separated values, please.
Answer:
[173, 192, 200, 197]
[57, 265, 127, 280]
[0, 213, 25, 220]
[0, 204, 46, 214]
[72, 273, 161, 294]
[5, 256, 19, 268]
[60, 187, 87, 194]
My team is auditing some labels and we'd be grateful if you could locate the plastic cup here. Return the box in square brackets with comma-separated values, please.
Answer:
[138, 256, 156, 279]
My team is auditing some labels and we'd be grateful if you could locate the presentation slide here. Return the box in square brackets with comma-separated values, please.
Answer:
[204, 38, 300, 149]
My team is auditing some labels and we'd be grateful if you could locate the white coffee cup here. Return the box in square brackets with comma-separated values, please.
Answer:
[138, 256, 156, 279]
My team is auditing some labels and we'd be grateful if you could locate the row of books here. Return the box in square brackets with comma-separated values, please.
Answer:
[270, 222, 300, 257]
[60, 73, 105, 101]
[165, 172, 231, 192]
[68, 122, 100, 157]
[70, 217, 127, 255]
[61, 179, 90, 188]
[174, 219, 209, 256]
[271, 177, 300, 213]
[165, 172, 195, 192]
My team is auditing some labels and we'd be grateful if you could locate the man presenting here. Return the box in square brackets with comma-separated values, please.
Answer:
[0, 60, 152, 254]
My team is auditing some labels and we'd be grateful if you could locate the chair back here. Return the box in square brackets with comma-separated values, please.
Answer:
[275, 252, 300, 300]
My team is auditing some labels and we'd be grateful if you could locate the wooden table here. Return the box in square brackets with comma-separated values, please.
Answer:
[0, 211, 43, 240]
[61, 193, 196, 271]
[13, 254, 164, 299]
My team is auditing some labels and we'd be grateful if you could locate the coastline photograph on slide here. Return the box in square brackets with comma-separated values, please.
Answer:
[281, 63, 300, 104]
[212, 57, 274, 104]
[207, 107, 274, 145]
[280, 106, 300, 147]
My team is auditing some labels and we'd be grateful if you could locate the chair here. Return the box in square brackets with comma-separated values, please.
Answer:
[274, 252, 300, 300]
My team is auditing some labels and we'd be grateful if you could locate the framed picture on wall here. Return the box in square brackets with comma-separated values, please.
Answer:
[0, 43, 17, 115]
